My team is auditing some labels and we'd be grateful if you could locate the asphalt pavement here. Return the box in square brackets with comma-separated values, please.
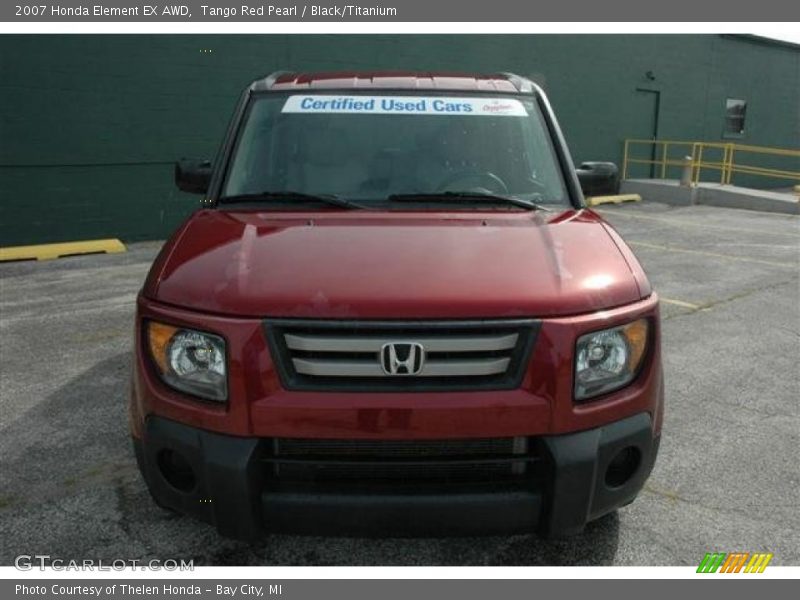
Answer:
[1, 201, 798, 566]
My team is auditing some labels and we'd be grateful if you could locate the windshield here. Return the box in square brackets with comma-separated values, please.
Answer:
[222, 92, 570, 207]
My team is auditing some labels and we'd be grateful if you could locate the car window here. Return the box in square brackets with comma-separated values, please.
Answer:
[223, 93, 570, 206]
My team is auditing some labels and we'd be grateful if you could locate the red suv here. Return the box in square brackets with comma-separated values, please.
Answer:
[130, 71, 663, 539]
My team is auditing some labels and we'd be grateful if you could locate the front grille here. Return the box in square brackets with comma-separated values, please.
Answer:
[265, 437, 540, 486]
[264, 319, 539, 392]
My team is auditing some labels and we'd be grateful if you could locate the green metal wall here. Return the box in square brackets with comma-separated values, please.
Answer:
[1, 34, 798, 246]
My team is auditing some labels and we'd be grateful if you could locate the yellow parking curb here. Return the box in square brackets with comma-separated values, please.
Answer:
[0, 239, 127, 262]
[586, 194, 642, 207]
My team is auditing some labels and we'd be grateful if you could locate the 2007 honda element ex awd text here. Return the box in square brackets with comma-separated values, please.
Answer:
[131, 71, 664, 539]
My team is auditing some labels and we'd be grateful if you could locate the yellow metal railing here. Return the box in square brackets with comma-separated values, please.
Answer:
[622, 139, 800, 186]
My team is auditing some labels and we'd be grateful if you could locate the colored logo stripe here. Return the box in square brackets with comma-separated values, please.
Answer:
[697, 553, 726, 573]
[745, 553, 773, 573]
[720, 553, 749, 573]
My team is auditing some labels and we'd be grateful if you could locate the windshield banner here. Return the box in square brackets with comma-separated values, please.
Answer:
[282, 95, 528, 116]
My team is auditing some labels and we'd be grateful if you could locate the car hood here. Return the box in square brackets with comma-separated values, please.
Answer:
[148, 208, 644, 319]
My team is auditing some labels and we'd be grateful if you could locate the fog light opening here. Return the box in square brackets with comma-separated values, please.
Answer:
[605, 446, 641, 488]
[157, 448, 196, 493]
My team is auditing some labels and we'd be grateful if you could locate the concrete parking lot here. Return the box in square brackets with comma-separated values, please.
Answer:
[1, 201, 798, 566]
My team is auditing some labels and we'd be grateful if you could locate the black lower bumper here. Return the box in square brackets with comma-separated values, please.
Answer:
[133, 413, 659, 539]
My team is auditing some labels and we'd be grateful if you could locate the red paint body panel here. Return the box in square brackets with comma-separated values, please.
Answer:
[148, 209, 642, 319]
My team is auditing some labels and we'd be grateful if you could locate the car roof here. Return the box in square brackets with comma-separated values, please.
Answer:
[251, 71, 535, 94]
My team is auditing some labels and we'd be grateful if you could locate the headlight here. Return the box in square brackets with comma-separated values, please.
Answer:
[147, 321, 227, 402]
[574, 319, 648, 400]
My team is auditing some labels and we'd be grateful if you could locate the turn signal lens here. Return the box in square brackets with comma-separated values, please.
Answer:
[148, 322, 178, 374]
[622, 319, 648, 375]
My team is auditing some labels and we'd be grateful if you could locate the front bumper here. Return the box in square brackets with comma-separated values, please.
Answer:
[133, 412, 659, 539]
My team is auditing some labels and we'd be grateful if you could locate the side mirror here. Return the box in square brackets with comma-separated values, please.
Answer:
[576, 162, 620, 198]
[175, 159, 212, 194]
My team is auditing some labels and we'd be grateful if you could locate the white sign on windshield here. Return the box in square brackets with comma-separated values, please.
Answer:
[281, 95, 528, 117]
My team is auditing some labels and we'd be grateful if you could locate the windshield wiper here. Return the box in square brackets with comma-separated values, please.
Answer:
[219, 191, 367, 209]
[387, 191, 550, 211]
